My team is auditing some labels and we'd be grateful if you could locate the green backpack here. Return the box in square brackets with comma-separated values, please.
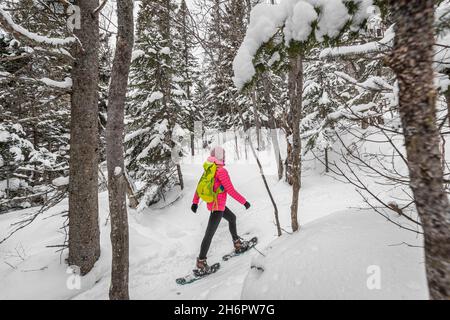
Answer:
[196, 161, 223, 204]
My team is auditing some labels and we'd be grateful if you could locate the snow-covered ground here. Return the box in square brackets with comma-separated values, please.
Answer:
[0, 136, 428, 300]
[242, 210, 427, 299]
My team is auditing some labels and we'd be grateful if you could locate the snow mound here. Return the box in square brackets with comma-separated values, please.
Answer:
[241, 210, 427, 300]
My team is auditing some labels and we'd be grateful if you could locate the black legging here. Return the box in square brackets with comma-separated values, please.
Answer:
[199, 206, 239, 259]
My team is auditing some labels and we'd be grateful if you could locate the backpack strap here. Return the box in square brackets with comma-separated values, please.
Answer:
[211, 170, 224, 210]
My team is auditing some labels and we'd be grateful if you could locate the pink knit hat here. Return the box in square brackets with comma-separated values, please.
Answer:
[210, 146, 225, 164]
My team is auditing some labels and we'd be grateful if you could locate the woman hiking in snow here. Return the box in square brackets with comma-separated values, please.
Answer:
[191, 146, 251, 273]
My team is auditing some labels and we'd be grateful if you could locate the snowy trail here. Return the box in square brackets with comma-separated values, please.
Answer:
[73, 159, 362, 300]
[0, 152, 426, 299]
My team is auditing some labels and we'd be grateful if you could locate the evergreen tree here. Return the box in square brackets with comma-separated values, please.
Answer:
[202, 0, 251, 131]
[174, 0, 201, 155]
[301, 50, 351, 162]
[0, 0, 71, 212]
[126, 0, 193, 208]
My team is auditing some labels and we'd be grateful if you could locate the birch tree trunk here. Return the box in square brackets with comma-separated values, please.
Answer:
[288, 52, 302, 232]
[106, 0, 134, 300]
[388, 0, 450, 299]
[68, 0, 100, 276]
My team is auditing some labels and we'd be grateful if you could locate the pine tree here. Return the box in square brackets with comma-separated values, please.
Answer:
[0, 121, 34, 212]
[126, 0, 189, 209]
[0, 1, 71, 212]
[174, 0, 201, 156]
[202, 0, 251, 132]
[301, 49, 353, 172]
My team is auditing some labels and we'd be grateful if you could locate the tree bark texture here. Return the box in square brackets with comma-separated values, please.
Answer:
[68, 0, 101, 276]
[388, 0, 450, 300]
[107, 0, 134, 300]
[288, 52, 302, 233]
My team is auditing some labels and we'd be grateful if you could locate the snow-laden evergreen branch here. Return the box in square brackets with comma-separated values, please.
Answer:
[320, 26, 394, 58]
[334, 71, 393, 91]
[0, 8, 76, 46]
[301, 102, 378, 139]
[232, 0, 374, 90]
[38, 77, 72, 89]
[0, 71, 72, 89]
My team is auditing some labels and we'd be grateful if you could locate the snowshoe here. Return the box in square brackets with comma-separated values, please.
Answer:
[176, 262, 220, 285]
[223, 236, 258, 261]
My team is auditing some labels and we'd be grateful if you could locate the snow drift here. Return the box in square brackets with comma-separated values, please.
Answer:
[242, 210, 427, 300]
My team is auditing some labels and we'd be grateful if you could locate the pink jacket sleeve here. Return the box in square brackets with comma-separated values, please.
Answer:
[217, 168, 247, 205]
[193, 190, 200, 204]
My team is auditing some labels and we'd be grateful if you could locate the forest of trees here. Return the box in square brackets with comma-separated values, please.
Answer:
[1, 0, 450, 300]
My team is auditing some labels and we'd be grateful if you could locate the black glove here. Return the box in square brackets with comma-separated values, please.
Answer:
[244, 201, 251, 210]
[191, 203, 198, 213]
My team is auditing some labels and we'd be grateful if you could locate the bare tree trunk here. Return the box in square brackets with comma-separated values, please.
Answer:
[190, 133, 195, 156]
[388, 0, 450, 300]
[270, 127, 283, 180]
[234, 126, 240, 160]
[262, 73, 283, 180]
[445, 88, 450, 129]
[182, 2, 194, 158]
[288, 53, 302, 232]
[244, 135, 248, 160]
[285, 137, 293, 184]
[124, 170, 139, 209]
[68, 0, 100, 276]
[250, 89, 262, 150]
[177, 164, 184, 190]
[106, 0, 134, 300]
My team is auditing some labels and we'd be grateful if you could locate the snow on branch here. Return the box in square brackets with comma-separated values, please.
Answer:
[334, 71, 393, 92]
[301, 102, 378, 139]
[38, 77, 72, 89]
[131, 49, 146, 61]
[232, 0, 373, 90]
[0, 71, 72, 89]
[0, 8, 76, 46]
[320, 25, 394, 59]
